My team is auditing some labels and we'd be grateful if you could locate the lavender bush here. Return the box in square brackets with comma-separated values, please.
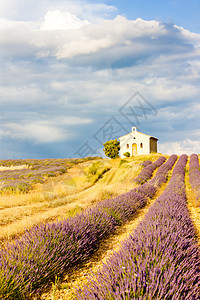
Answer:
[0, 156, 177, 298]
[141, 160, 152, 167]
[189, 154, 200, 197]
[76, 154, 200, 300]
[135, 154, 177, 198]
[134, 156, 166, 184]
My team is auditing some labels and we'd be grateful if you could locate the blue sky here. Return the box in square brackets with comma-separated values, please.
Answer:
[0, 0, 200, 159]
[109, 0, 200, 32]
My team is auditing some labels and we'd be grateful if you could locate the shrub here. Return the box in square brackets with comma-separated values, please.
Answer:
[85, 162, 110, 184]
[123, 152, 130, 157]
[85, 162, 101, 176]
[141, 160, 152, 167]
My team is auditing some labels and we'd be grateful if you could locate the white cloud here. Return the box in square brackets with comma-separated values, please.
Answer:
[58, 117, 93, 125]
[0, 15, 170, 59]
[0, 0, 117, 23]
[2, 122, 69, 143]
[174, 24, 200, 46]
[0, 0, 22, 18]
[40, 10, 90, 30]
[56, 16, 165, 59]
[0, 116, 94, 144]
[0, 12, 199, 66]
[0, 18, 38, 57]
[1, 85, 45, 104]
[159, 139, 200, 155]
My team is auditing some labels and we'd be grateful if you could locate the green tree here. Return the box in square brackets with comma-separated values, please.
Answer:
[103, 139, 120, 159]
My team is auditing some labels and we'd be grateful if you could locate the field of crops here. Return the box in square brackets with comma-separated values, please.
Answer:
[0, 154, 200, 299]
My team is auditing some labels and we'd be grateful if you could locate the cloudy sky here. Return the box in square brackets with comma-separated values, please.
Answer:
[0, 0, 200, 159]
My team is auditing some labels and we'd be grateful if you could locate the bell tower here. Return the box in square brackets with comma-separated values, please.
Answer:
[132, 126, 137, 132]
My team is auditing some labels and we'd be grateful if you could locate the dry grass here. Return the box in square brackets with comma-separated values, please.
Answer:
[185, 161, 200, 244]
[0, 161, 102, 242]
[0, 165, 30, 171]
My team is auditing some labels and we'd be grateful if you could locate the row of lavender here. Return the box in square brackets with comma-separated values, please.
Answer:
[134, 156, 166, 184]
[135, 154, 177, 199]
[0, 156, 177, 299]
[189, 154, 200, 201]
[76, 154, 200, 299]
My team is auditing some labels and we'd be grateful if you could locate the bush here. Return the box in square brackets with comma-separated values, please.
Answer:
[86, 162, 100, 176]
[85, 162, 110, 184]
[123, 152, 130, 157]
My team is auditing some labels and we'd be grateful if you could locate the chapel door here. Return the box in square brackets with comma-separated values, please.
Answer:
[132, 143, 137, 156]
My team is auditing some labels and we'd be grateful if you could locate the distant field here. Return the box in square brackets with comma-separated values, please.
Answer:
[0, 154, 199, 299]
[0, 157, 98, 194]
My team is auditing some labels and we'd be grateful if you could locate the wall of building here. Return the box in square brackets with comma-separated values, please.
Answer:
[150, 138, 157, 153]
[119, 131, 150, 157]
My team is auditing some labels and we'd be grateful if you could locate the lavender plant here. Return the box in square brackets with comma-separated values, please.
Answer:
[135, 154, 177, 198]
[0, 155, 177, 299]
[141, 160, 152, 167]
[189, 154, 200, 197]
[134, 156, 166, 184]
[76, 154, 200, 300]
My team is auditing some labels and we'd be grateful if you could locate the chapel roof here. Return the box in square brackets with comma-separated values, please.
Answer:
[118, 130, 158, 140]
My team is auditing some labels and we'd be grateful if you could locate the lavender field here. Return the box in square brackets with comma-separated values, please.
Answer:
[76, 155, 200, 299]
[0, 154, 199, 299]
[0, 157, 97, 194]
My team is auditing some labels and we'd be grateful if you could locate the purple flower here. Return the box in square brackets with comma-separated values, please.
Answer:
[134, 156, 166, 184]
[189, 154, 200, 201]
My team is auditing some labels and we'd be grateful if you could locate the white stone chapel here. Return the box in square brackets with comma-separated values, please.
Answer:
[118, 127, 158, 158]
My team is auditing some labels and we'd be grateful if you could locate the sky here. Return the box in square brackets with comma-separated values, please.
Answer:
[0, 0, 200, 159]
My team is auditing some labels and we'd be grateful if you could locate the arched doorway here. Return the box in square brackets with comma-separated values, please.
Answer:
[132, 143, 137, 156]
